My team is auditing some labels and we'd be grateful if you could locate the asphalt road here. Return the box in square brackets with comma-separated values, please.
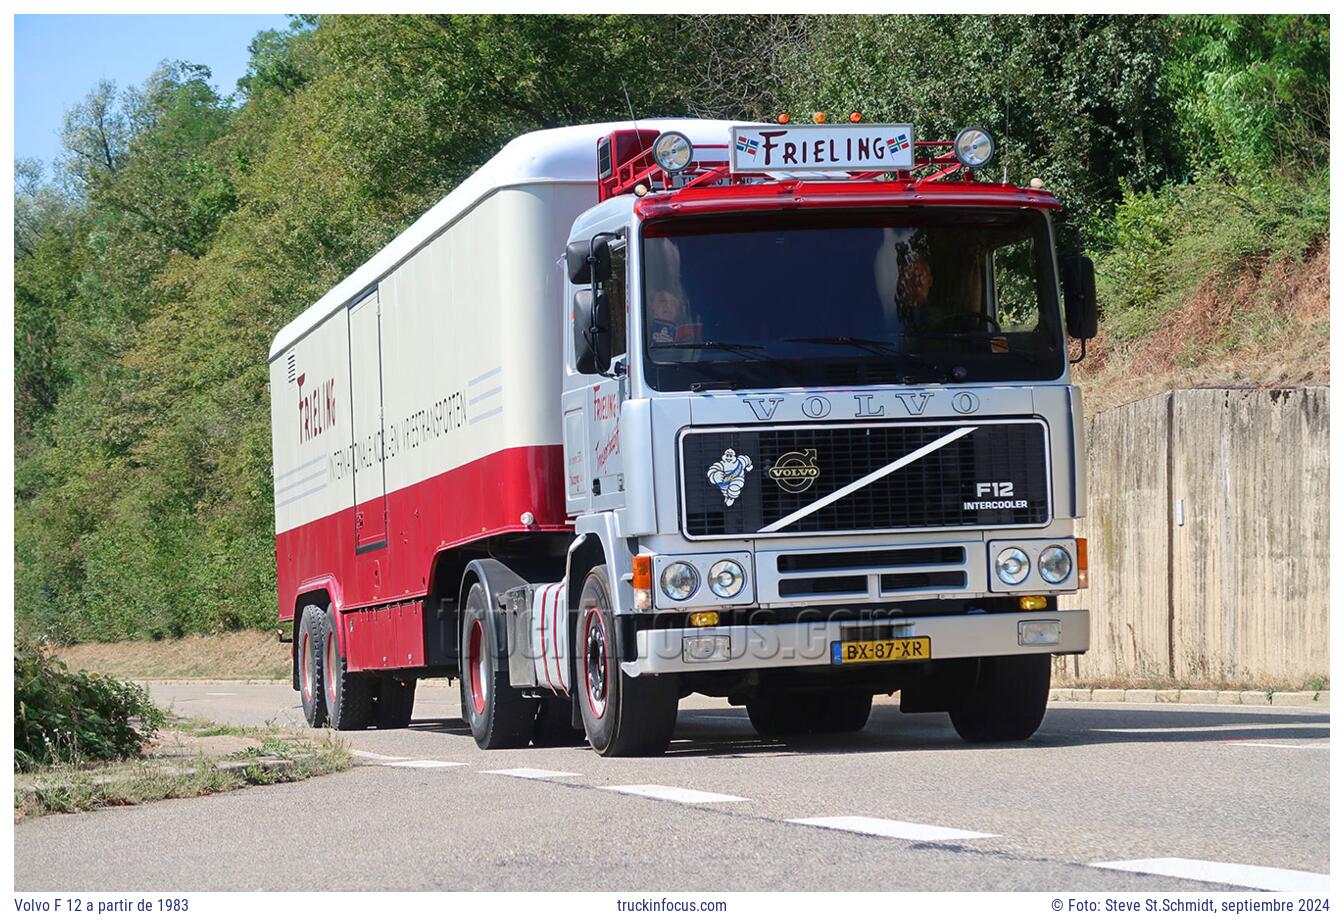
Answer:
[14, 682, 1329, 892]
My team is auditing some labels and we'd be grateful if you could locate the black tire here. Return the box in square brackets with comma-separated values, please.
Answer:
[533, 697, 585, 747]
[460, 582, 537, 748]
[747, 690, 873, 737]
[320, 605, 375, 731]
[297, 605, 327, 728]
[576, 566, 679, 757]
[375, 677, 417, 729]
[949, 653, 1052, 743]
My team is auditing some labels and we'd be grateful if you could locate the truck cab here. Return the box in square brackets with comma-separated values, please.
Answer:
[543, 120, 1095, 753]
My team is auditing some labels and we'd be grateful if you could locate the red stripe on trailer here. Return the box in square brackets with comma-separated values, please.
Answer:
[275, 445, 570, 636]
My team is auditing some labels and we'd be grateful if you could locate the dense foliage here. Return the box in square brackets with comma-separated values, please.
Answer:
[15, 646, 166, 769]
[14, 15, 1329, 642]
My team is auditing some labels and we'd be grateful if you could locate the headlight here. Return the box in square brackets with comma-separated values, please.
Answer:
[660, 561, 699, 601]
[954, 127, 995, 169]
[652, 131, 694, 173]
[995, 547, 1030, 585]
[1038, 545, 1073, 584]
[707, 560, 745, 599]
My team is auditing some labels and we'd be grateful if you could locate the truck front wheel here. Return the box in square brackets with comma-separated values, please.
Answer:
[460, 582, 537, 748]
[747, 690, 873, 737]
[948, 653, 1052, 743]
[576, 566, 679, 757]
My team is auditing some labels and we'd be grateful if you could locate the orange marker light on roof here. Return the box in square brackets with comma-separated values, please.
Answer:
[777, 113, 791, 124]
[812, 111, 827, 124]
[849, 111, 863, 123]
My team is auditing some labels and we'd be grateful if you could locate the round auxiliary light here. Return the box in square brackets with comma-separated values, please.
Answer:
[652, 131, 694, 174]
[849, 111, 863, 123]
[708, 559, 746, 599]
[660, 561, 700, 601]
[778, 113, 791, 125]
[954, 126, 995, 170]
[812, 111, 827, 124]
[1038, 545, 1073, 585]
[995, 547, 1030, 586]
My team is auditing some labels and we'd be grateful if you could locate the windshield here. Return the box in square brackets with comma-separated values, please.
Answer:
[640, 208, 1065, 391]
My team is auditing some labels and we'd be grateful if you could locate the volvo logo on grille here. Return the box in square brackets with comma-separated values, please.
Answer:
[767, 449, 821, 493]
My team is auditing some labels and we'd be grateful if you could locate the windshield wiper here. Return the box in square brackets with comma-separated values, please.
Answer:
[651, 340, 767, 355]
[782, 335, 902, 356]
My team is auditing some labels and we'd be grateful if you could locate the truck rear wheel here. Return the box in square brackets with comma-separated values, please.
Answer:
[949, 653, 1051, 743]
[322, 605, 375, 730]
[375, 677, 417, 729]
[460, 582, 537, 748]
[576, 566, 679, 757]
[298, 605, 327, 728]
[747, 690, 873, 737]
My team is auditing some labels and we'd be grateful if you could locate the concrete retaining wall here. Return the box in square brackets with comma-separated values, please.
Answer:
[1059, 387, 1328, 685]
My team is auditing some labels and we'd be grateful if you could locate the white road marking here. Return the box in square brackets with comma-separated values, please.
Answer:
[382, 759, 467, 769]
[1092, 858, 1329, 892]
[788, 815, 996, 841]
[1228, 741, 1330, 750]
[351, 749, 404, 761]
[205, 692, 235, 697]
[481, 768, 580, 779]
[601, 784, 748, 804]
[1094, 722, 1323, 734]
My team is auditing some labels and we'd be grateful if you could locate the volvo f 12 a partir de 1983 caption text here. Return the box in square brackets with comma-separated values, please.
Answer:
[268, 115, 1098, 755]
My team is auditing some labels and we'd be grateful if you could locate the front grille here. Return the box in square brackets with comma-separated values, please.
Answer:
[757, 542, 980, 605]
[681, 419, 1050, 538]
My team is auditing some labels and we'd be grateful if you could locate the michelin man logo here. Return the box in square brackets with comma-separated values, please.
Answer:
[707, 448, 753, 507]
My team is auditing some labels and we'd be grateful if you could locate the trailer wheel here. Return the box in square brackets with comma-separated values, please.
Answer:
[298, 605, 328, 727]
[321, 605, 375, 730]
[460, 582, 537, 748]
[533, 697, 584, 747]
[949, 653, 1051, 743]
[576, 566, 679, 757]
[747, 690, 873, 737]
[375, 677, 417, 729]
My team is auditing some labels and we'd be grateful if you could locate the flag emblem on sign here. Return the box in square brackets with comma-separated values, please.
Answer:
[885, 132, 911, 154]
[735, 135, 760, 156]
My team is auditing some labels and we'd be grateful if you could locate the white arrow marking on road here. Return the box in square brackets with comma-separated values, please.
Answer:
[758, 426, 978, 533]
[788, 815, 996, 841]
[1091, 858, 1329, 892]
[482, 768, 581, 779]
[601, 784, 748, 803]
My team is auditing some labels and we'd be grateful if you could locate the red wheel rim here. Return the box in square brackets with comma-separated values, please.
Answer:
[300, 630, 314, 703]
[582, 607, 609, 719]
[467, 619, 487, 716]
[325, 630, 338, 707]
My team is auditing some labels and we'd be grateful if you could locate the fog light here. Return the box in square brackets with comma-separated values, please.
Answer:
[995, 547, 1030, 585]
[634, 588, 652, 610]
[683, 636, 730, 662]
[1038, 545, 1073, 584]
[708, 559, 745, 599]
[1019, 619, 1061, 646]
[1019, 595, 1048, 611]
[660, 562, 699, 601]
[689, 611, 719, 628]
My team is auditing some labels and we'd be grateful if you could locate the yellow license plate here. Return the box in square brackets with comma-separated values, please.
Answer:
[831, 637, 931, 664]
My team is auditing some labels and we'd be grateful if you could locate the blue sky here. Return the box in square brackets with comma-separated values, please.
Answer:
[15, 14, 294, 168]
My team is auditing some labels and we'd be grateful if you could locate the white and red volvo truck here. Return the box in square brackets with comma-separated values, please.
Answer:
[269, 117, 1097, 755]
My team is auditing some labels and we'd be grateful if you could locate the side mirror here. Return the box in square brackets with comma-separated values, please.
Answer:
[572, 288, 612, 375]
[1061, 254, 1098, 340]
[566, 237, 612, 285]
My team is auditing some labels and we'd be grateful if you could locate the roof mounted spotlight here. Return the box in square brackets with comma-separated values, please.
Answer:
[954, 127, 995, 170]
[652, 131, 694, 173]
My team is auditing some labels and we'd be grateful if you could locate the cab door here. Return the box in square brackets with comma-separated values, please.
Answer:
[347, 288, 388, 551]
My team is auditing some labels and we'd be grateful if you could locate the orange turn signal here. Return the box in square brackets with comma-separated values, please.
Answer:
[1076, 538, 1088, 571]
[632, 555, 652, 591]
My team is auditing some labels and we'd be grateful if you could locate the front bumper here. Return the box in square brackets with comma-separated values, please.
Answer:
[624, 608, 1089, 677]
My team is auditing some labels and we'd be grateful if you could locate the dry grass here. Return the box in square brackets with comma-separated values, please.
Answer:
[54, 631, 290, 681]
[1075, 241, 1329, 417]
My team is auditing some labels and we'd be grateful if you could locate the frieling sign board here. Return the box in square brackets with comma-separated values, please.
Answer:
[729, 124, 916, 173]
